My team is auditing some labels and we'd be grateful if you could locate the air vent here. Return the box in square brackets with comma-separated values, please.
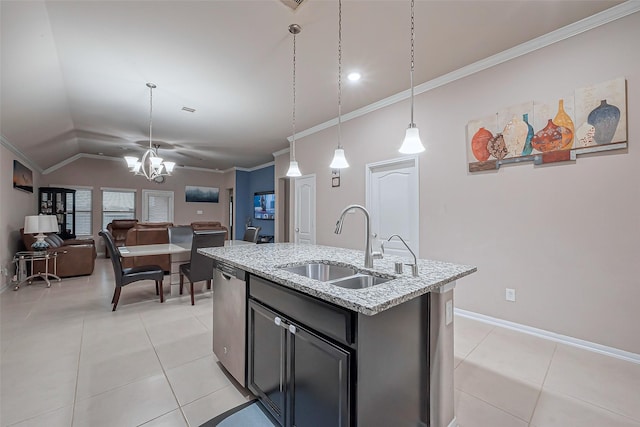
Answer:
[280, 0, 305, 11]
[182, 107, 196, 113]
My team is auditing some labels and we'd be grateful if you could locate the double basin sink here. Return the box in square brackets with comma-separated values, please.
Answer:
[280, 262, 391, 289]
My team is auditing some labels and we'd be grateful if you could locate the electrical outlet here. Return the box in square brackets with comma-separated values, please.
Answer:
[505, 288, 516, 302]
[196, 210, 203, 215]
[445, 299, 453, 325]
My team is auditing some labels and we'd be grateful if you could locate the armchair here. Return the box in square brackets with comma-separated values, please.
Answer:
[106, 219, 138, 258]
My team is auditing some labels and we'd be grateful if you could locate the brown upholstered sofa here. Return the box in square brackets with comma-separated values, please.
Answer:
[106, 219, 138, 257]
[20, 229, 97, 277]
[122, 222, 173, 272]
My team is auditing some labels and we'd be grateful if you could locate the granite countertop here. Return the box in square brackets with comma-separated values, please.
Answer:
[199, 243, 476, 316]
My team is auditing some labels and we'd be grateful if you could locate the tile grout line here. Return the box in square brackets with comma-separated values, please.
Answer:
[528, 342, 558, 425]
[141, 310, 191, 426]
[70, 315, 87, 427]
[455, 388, 531, 425]
[456, 322, 496, 365]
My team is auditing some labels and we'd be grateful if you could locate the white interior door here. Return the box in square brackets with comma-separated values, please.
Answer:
[366, 157, 419, 259]
[294, 175, 316, 244]
[142, 190, 174, 223]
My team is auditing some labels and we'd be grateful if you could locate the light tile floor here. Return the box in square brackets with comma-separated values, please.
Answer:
[1, 259, 639, 427]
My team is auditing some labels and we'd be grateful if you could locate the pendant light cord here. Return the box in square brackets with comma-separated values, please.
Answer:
[149, 84, 154, 150]
[410, 0, 415, 126]
[337, 0, 343, 149]
[292, 29, 297, 160]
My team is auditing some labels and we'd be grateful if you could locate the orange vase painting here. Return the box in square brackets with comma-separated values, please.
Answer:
[466, 78, 627, 172]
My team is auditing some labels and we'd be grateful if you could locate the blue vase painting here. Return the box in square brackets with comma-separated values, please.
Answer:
[522, 113, 534, 156]
[587, 100, 620, 144]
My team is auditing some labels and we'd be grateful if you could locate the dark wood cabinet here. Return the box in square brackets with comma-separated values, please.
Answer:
[248, 294, 352, 427]
[39, 187, 76, 239]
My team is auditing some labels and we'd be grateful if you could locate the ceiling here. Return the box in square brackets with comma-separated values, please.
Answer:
[0, 0, 626, 172]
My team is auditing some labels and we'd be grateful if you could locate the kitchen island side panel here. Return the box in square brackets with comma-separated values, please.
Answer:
[356, 295, 430, 427]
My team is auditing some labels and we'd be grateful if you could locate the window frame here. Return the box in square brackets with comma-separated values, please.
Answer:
[101, 187, 137, 230]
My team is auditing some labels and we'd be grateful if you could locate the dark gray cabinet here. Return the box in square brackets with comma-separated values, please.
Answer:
[248, 277, 352, 427]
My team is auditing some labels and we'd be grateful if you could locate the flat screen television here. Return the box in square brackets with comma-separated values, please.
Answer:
[254, 192, 275, 220]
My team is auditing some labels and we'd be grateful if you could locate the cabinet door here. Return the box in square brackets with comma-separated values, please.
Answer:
[289, 324, 351, 427]
[248, 300, 287, 426]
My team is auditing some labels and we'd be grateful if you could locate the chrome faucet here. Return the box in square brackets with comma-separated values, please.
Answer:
[386, 234, 419, 276]
[335, 204, 383, 268]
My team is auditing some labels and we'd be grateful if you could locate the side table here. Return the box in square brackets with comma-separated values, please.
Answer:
[12, 250, 64, 291]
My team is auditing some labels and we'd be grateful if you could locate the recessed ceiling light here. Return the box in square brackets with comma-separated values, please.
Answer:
[347, 72, 361, 82]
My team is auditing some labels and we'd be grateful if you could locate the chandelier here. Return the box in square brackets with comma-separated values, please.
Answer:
[124, 83, 176, 180]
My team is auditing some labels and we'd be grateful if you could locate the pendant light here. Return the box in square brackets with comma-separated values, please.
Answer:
[329, 0, 349, 169]
[124, 83, 176, 180]
[286, 24, 302, 178]
[399, 0, 426, 154]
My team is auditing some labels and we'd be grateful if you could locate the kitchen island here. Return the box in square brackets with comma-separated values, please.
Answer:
[200, 243, 476, 427]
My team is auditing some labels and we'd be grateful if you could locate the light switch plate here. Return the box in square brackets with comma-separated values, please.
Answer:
[196, 210, 203, 215]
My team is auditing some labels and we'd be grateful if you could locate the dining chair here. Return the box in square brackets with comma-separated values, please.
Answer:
[242, 226, 261, 243]
[179, 230, 226, 305]
[99, 230, 165, 311]
[168, 225, 193, 246]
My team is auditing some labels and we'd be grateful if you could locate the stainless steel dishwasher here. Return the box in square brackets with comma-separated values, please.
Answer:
[212, 262, 247, 386]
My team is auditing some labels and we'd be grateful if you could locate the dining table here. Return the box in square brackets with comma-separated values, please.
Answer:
[119, 239, 255, 295]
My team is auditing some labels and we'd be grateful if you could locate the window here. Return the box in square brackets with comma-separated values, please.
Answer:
[142, 190, 174, 223]
[70, 188, 92, 236]
[102, 189, 136, 229]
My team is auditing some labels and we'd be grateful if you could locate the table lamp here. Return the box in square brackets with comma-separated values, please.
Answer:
[24, 215, 59, 250]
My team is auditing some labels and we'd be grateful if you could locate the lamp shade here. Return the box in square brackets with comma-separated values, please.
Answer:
[24, 215, 58, 234]
[286, 160, 302, 177]
[399, 126, 425, 154]
[329, 148, 349, 169]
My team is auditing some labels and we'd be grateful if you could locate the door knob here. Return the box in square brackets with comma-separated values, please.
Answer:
[295, 228, 300, 232]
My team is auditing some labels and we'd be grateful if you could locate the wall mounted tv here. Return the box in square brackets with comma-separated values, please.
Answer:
[254, 192, 275, 220]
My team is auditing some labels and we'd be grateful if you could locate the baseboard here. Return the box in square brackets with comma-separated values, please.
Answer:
[455, 308, 640, 364]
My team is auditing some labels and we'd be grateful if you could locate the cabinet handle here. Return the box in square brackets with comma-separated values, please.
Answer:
[288, 324, 297, 335]
[274, 317, 282, 327]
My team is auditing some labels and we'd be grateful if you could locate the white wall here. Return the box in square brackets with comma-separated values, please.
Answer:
[0, 144, 40, 290]
[284, 13, 640, 353]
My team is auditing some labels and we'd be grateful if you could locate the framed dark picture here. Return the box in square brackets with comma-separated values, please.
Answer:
[13, 160, 33, 193]
[185, 186, 219, 203]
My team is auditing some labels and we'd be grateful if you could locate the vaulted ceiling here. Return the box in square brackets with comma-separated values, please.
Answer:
[0, 0, 626, 172]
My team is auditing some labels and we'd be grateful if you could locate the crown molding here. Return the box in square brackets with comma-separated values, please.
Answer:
[272, 147, 290, 157]
[291, 1, 640, 142]
[42, 153, 222, 175]
[234, 161, 275, 172]
[0, 135, 43, 173]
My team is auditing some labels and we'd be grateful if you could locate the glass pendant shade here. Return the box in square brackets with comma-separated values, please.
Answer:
[286, 160, 302, 177]
[399, 126, 425, 154]
[330, 148, 349, 169]
[164, 162, 176, 173]
[124, 156, 138, 168]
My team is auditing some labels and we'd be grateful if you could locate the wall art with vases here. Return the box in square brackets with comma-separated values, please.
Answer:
[466, 77, 627, 172]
